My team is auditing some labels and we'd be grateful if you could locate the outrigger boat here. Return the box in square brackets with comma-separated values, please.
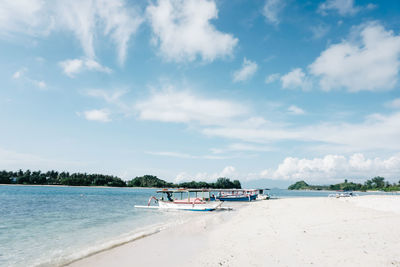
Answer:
[209, 189, 259, 202]
[135, 189, 223, 211]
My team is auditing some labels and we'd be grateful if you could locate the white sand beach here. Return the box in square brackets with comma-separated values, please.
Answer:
[67, 195, 400, 267]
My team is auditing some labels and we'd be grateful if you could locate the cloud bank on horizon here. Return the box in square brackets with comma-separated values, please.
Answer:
[0, 0, 399, 184]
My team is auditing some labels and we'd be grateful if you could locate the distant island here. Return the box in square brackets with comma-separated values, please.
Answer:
[288, 176, 400, 192]
[0, 170, 241, 189]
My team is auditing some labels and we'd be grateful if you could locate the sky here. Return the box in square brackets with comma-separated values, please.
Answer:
[1, 0, 400, 188]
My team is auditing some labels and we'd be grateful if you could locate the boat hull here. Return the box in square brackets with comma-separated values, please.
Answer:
[213, 194, 257, 201]
[157, 200, 223, 211]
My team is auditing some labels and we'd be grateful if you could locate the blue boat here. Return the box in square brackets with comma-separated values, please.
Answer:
[217, 194, 257, 201]
[210, 189, 258, 202]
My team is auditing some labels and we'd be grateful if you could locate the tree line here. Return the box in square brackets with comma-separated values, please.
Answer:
[127, 175, 241, 189]
[0, 170, 241, 189]
[288, 176, 400, 192]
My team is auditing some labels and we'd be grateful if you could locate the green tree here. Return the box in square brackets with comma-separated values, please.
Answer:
[371, 176, 385, 188]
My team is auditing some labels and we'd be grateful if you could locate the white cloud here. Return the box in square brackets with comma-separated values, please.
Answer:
[0, 0, 50, 36]
[288, 105, 305, 115]
[34, 80, 46, 89]
[174, 165, 238, 183]
[11, 67, 47, 89]
[0, 0, 142, 64]
[309, 22, 400, 92]
[12, 68, 26, 79]
[385, 98, 400, 109]
[220, 166, 236, 177]
[135, 87, 247, 125]
[280, 68, 312, 91]
[146, 0, 238, 62]
[318, 0, 359, 16]
[55, 0, 143, 64]
[310, 24, 330, 39]
[59, 59, 112, 77]
[265, 73, 280, 84]
[146, 150, 234, 160]
[262, 0, 285, 25]
[211, 143, 273, 154]
[85, 89, 127, 104]
[0, 147, 83, 170]
[202, 111, 400, 152]
[271, 153, 400, 181]
[95, 0, 143, 64]
[233, 58, 258, 82]
[146, 151, 195, 159]
[366, 3, 377, 10]
[82, 109, 111, 122]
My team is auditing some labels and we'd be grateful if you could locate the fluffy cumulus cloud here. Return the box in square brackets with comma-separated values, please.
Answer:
[280, 22, 400, 92]
[172, 153, 400, 182]
[233, 58, 258, 82]
[81, 109, 111, 122]
[317, 0, 359, 16]
[59, 59, 112, 77]
[280, 68, 311, 91]
[146, 0, 238, 62]
[135, 88, 247, 125]
[309, 22, 400, 92]
[0, 0, 142, 65]
[262, 0, 285, 25]
[271, 153, 400, 181]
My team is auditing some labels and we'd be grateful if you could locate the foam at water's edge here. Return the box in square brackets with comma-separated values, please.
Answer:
[34, 217, 190, 267]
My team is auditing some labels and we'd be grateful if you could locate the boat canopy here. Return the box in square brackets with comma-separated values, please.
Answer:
[156, 188, 261, 193]
[156, 189, 211, 193]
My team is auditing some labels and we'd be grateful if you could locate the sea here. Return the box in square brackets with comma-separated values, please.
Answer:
[0, 185, 395, 266]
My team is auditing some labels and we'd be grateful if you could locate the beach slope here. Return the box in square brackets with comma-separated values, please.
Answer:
[67, 196, 400, 267]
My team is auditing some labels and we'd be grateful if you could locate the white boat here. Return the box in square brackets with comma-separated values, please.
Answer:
[328, 191, 358, 198]
[256, 188, 270, 200]
[135, 189, 223, 211]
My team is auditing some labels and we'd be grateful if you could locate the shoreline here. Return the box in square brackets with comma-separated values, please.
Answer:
[67, 196, 400, 267]
[3, 184, 398, 194]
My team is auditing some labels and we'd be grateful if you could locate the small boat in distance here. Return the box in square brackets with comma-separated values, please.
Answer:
[256, 188, 271, 200]
[328, 191, 359, 198]
[135, 189, 223, 211]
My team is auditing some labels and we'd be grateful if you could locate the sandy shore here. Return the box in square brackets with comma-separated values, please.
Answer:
[67, 196, 400, 267]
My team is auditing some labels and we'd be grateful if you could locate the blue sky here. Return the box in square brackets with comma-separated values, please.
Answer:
[1, 0, 400, 187]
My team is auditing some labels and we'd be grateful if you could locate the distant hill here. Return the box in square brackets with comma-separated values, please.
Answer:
[288, 180, 312, 190]
[127, 175, 174, 188]
[288, 177, 400, 192]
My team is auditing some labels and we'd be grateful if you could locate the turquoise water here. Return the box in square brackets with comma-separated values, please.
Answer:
[0, 186, 179, 267]
[0, 185, 395, 266]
